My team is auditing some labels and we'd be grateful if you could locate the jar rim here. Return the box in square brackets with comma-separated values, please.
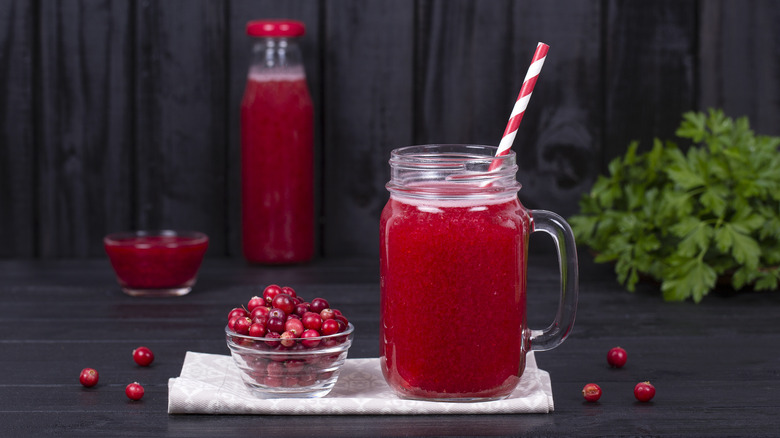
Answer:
[387, 144, 520, 199]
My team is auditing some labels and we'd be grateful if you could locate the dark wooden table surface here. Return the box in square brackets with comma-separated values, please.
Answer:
[1, 254, 779, 437]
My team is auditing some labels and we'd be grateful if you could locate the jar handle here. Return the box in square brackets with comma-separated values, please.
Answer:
[528, 210, 579, 351]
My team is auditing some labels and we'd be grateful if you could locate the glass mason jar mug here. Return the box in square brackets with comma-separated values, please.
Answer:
[379, 144, 578, 401]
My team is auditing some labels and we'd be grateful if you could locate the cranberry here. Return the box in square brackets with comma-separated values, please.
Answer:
[281, 286, 297, 298]
[132, 346, 155, 367]
[247, 295, 265, 313]
[228, 316, 241, 330]
[233, 316, 252, 335]
[310, 297, 329, 314]
[285, 360, 305, 374]
[268, 307, 286, 320]
[267, 316, 285, 333]
[79, 368, 99, 387]
[291, 296, 304, 305]
[607, 347, 627, 368]
[286, 313, 300, 321]
[263, 284, 282, 304]
[250, 306, 270, 320]
[321, 318, 340, 336]
[251, 314, 269, 326]
[334, 314, 349, 327]
[227, 307, 248, 321]
[264, 331, 281, 348]
[249, 322, 267, 337]
[582, 383, 602, 402]
[320, 308, 335, 320]
[301, 329, 321, 348]
[294, 302, 311, 317]
[284, 318, 305, 336]
[634, 381, 655, 402]
[267, 361, 285, 376]
[302, 312, 323, 331]
[125, 382, 144, 401]
[272, 294, 296, 315]
[280, 331, 296, 348]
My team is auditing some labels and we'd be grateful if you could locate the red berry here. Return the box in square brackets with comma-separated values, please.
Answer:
[267, 316, 285, 333]
[268, 307, 286, 320]
[247, 295, 265, 313]
[249, 322, 267, 337]
[79, 368, 99, 387]
[310, 298, 329, 314]
[233, 316, 252, 335]
[321, 318, 340, 336]
[280, 331, 296, 348]
[634, 381, 655, 402]
[582, 383, 602, 402]
[320, 308, 335, 320]
[294, 302, 311, 317]
[301, 329, 321, 348]
[284, 318, 305, 336]
[125, 382, 144, 401]
[272, 293, 296, 315]
[132, 346, 155, 366]
[263, 284, 282, 304]
[264, 331, 281, 348]
[227, 307, 248, 322]
[281, 286, 297, 298]
[302, 312, 322, 331]
[334, 314, 349, 327]
[607, 346, 627, 368]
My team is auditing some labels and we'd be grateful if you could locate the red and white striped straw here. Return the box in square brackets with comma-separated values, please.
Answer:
[490, 42, 549, 170]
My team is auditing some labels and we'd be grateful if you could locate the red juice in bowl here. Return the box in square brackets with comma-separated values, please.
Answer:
[380, 193, 530, 400]
[240, 20, 314, 264]
[380, 144, 579, 402]
[104, 230, 208, 297]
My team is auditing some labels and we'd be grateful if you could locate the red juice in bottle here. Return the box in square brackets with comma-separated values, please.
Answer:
[240, 20, 314, 264]
[380, 193, 530, 400]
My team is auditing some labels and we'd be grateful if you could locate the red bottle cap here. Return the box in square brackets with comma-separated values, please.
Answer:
[246, 20, 305, 37]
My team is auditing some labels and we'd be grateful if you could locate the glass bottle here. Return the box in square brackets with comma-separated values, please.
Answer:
[241, 19, 314, 264]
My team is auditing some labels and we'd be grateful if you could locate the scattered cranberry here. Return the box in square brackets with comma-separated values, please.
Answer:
[582, 383, 602, 402]
[132, 346, 155, 367]
[263, 284, 282, 304]
[607, 347, 627, 368]
[125, 382, 144, 401]
[79, 368, 99, 387]
[634, 381, 655, 402]
[310, 297, 329, 314]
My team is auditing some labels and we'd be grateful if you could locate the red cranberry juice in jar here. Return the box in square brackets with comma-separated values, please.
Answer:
[380, 145, 579, 402]
[241, 20, 314, 264]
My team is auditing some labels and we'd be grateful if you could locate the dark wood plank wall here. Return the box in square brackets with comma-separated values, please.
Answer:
[1, 0, 778, 259]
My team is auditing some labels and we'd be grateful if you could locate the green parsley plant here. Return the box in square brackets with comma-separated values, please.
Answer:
[569, 109, 780, 302]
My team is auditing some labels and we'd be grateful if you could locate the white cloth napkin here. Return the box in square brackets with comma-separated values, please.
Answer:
[168, 351, 554, 415]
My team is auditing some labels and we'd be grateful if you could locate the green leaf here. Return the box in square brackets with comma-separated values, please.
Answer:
[661, 258, 717, 303]
[722, 223, 761, 269]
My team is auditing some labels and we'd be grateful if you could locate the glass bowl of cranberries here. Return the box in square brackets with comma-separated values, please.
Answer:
[225, 285, 354, 398]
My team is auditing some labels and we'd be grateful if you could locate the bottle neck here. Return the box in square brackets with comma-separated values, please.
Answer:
[250, 37, 304, 70]
[386, 145, 521, 200]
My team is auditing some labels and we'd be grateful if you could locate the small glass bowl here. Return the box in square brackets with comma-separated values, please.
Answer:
[104, 230, 208, 297]
[225, 323, 354, 398]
